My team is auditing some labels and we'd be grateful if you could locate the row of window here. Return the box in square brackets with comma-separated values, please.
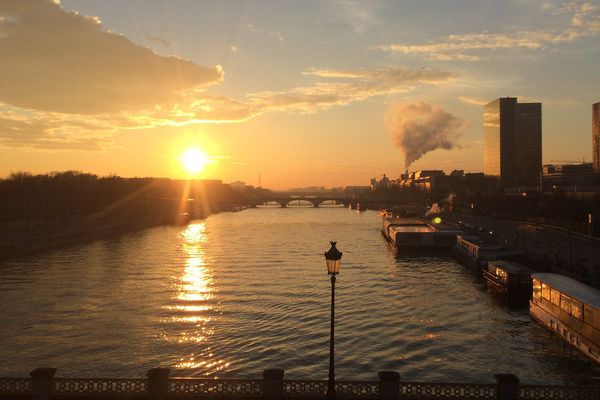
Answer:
[533, 280, 583, 320]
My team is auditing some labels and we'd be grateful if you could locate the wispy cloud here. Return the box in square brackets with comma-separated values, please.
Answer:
[252, 66, 456, 114]
[329, 0, 381, 35]
[0, 1, 458, 150]
[146, 35, 171, 47]
[246, 23, 284, 42]
[458, 96, 488, 107]
[374, 1, 600, 61]
[303, 66, 456, 84]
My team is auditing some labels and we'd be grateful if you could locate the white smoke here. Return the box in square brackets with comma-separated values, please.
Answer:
[425, 193, 456, 216]
[386, 101, 466, 169]
[425, 203, 443, 216]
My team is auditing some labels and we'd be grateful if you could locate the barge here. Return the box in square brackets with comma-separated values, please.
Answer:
[453, 235, 521, 270]
[483, 260, 532, 297]
[381, 216, 460, 251]
[530, 273, 600, 365]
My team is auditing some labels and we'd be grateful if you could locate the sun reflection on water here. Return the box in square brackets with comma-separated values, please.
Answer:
[165, 222, 227, 372]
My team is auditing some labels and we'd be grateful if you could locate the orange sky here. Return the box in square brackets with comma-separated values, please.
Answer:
[1, 1, 599, 189]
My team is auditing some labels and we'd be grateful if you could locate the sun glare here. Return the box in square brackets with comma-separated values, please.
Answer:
[181, 149, 208, 174]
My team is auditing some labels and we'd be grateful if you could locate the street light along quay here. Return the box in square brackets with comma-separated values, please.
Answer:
[324, 241, 342, 400]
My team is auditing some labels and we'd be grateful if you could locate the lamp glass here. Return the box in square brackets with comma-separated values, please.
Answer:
[326, 258, 341, 275]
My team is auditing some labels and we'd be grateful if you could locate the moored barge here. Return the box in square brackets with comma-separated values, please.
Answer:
[530, 273, 600, 365]
[453, 235, 521, 270]
[483, 260, 532, 296]
[381, 216, 460, 251]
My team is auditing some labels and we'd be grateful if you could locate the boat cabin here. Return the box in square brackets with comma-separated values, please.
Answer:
[530, 273, 600, 365]
[483, 260, 532, 295]
[453, 235, 521, 269]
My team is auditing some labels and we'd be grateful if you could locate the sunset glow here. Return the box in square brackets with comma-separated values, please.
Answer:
[181, 149, 209, 175]
[0, 0, 599, 189]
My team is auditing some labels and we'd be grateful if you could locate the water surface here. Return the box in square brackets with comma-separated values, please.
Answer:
[1, 208, 599, 383]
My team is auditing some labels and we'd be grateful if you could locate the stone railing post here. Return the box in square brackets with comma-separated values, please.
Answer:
[495, 374, 520, 400]
[263, 369, 284, 400]
[378, 371, 400, 400]
[30, 368, 56, 400]
[147, 368, 171, 400]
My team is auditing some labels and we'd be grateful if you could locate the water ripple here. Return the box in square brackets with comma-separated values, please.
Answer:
[1, 209, 600, 383]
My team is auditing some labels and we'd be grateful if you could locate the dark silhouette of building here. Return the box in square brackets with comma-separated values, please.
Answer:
[593, 102, 600, 175]
[543, 163, 594, 190]
[484, 97, 542, 190]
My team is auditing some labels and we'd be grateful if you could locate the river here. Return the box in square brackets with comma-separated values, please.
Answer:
[1, 207, 599, 383]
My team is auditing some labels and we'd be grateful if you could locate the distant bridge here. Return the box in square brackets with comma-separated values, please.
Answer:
[251, 195, 353, 208]
[249, 194, 404, 209]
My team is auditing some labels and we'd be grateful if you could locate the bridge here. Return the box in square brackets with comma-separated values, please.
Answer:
[251, 195, 353, 208]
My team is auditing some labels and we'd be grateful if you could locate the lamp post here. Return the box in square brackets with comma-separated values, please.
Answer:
[324, 241, 342, 400]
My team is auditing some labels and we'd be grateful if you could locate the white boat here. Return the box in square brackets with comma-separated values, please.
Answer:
[530, 273, 600, 365]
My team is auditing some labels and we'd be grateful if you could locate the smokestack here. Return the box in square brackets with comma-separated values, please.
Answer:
[386, 101, 466, 169]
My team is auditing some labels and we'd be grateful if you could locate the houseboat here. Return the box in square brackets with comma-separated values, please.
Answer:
[483, 260, 532, 296]
[453, 234, 521, 270]
[381, 217, 460, 250]
[530, 273, 600, 365]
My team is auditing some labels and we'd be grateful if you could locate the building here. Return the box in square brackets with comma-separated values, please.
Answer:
[543, 163, 595, 190]
[229, 181, 246, 191]
[594, 102, 600, 175]
[484, 97, 542, 190]
[370, 174, 391, 190]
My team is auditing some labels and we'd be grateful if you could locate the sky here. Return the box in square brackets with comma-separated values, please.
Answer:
[1, 0, 599, 189]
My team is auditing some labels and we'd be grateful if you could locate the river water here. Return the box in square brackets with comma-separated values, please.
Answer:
[1, 208, 599, 383]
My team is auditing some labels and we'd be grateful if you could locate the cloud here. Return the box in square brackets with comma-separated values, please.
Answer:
[386, 102, 467, 169]
[246, 23, 284, 42]
[0, 2, 458, 151]
[458, 96, 488, 106]
[252, 66, 457, 113]
[0, 105, 113, 150]
[374, 1, 600, 61]
[0, 0, 223, 114]
[329, 0, 381, 35]
[303, 66, 456, 83]
[146, 35, 171, 47]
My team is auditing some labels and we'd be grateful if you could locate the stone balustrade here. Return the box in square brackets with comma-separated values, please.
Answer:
[0, 368, 599, 400]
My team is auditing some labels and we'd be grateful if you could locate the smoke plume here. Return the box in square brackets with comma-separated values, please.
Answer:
[386, 101, 466, 169]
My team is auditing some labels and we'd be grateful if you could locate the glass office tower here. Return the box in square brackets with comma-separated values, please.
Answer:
[484, 97, 542, 189]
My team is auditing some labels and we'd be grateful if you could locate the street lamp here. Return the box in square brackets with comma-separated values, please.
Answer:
[324, 241, 342, 400]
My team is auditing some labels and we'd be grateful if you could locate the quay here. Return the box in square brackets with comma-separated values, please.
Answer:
[2, 368, 600, 400]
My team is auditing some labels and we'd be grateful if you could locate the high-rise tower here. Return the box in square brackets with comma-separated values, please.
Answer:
[484, 97, 542, 189]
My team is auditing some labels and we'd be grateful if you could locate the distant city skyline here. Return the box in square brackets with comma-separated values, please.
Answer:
[1, 0, 600, 189]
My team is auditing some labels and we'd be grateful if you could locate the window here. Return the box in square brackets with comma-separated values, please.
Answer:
[560, 294, 572, 314]
[551, 288, 561, 306]
[542, 283, 551, 301]
[532, 279, 542, 300]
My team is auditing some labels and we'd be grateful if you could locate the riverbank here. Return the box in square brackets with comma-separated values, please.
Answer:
[441, 212, 600, 288]
[0, 204, 250, 262]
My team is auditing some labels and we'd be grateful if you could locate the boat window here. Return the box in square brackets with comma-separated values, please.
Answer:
[571, 299, 583, 320]
[541, 283, 551, 301]
[550, 288, 561, 306]
[560, 294, 583, 320]
[532, 279, 542, 299]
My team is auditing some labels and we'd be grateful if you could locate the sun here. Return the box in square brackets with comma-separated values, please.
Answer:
[180, 148, 208, 174]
